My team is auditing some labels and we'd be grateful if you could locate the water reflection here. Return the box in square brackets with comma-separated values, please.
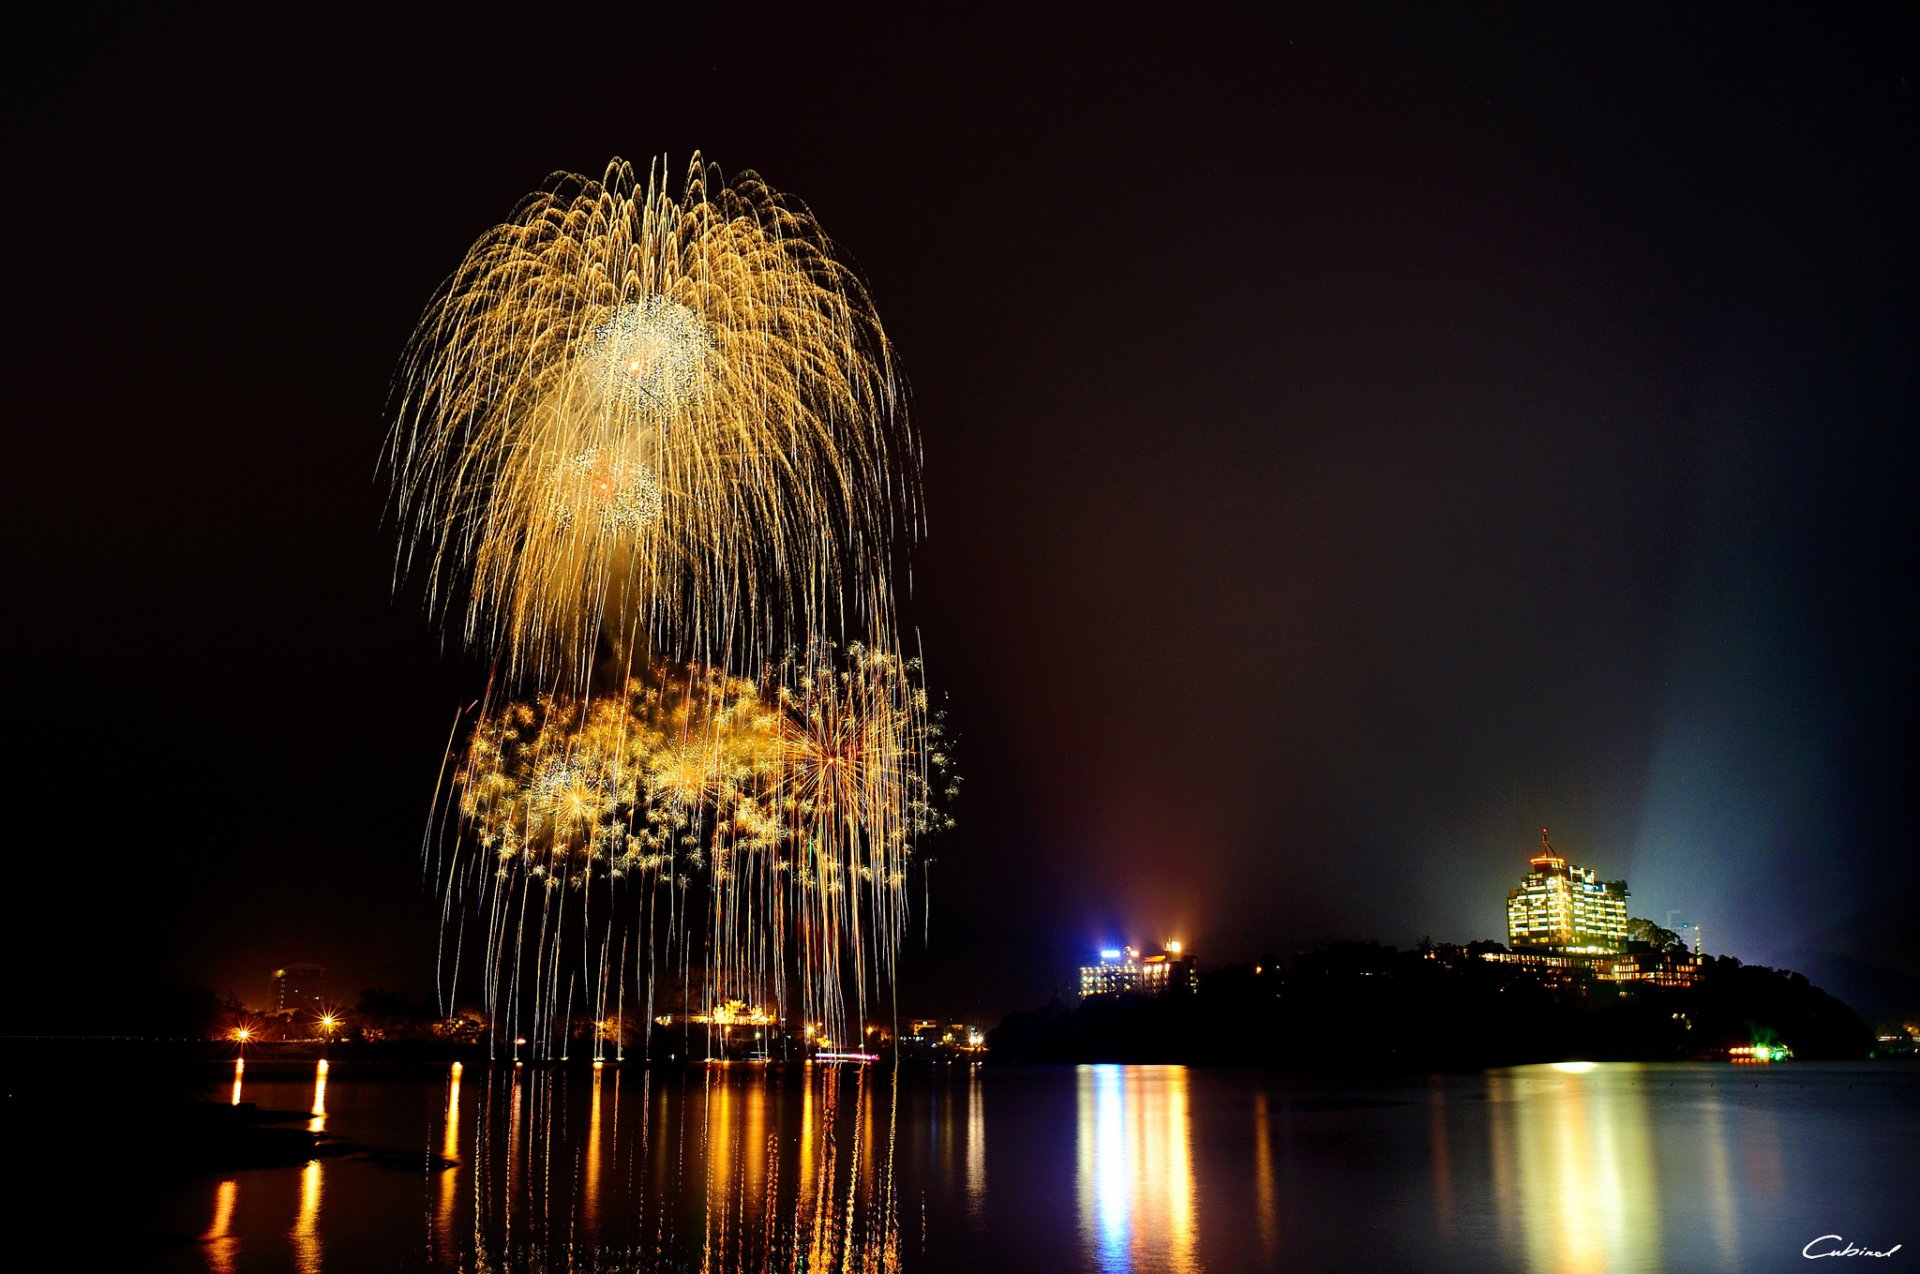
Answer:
[201, 1178, 237, 1274]
[292, 1059, 327, 1273]
[168, 1061, 1908, 1272]
[437, 1061, 461, 1258]
[965, 1068, 986, 1223]
[447, 1063, 905, 1272]
[308, 1058, 328, 1131]
[230, 1058, 244, 1107]
[1074, 1065, 1197, 1274]
[701, 1069, 733, 1266]
[1487, 1064, 1662, 1274]
[1253, 1091, 1278, 1259]
[584, 1065, 604, 1238]
[291, 1158, 322, 1272]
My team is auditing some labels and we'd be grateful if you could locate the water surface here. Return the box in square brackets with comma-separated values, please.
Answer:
[129, 1059, 1916, 1271]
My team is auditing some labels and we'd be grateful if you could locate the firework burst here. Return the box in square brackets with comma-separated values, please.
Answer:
[395, 156, 944, 1051]
[387, 155, 914, 687]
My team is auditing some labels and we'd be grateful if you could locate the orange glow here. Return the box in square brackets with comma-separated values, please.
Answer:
[437, 1061, 461, 1249]
[309, 1058, 329, 1129]
[203, 1179, 238, 1274]
[293, 1158, 323, 1272]
[1253, 1091, 1278, 1257]
[583, 1065, 605, 1236]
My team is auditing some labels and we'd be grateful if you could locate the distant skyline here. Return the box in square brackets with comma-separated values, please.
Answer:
[5, 5, 1914, 1026]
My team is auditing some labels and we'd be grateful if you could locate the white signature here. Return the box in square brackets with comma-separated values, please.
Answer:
[1805, 1235, 1903, 1259]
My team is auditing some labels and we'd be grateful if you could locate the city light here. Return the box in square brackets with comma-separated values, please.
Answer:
[1729, 1044, 1793, 1063]
[1081, 940, 1197, 998]
[1506, 828, 1629, 954]
[688, 1000, 776, 1028]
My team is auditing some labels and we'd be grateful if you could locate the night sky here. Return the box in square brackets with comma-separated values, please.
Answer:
[5, 5, 1914, 1025]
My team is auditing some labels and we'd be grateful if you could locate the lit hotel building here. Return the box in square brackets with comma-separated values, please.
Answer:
[1485, 829, 1700, 987]
[273, 963, 327, 1014]
[1079, 943, 1196, 998]
[1505, 828, 1629, 954]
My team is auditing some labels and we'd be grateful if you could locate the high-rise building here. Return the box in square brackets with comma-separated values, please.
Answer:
[1505, 829, 1629, 954]
[1079, 943, 1196, 997]
[273, 963, 327, 1014]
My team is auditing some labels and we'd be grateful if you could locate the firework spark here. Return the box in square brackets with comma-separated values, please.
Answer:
[388, 155, 914, 687]
[444, 648, 949, 1054]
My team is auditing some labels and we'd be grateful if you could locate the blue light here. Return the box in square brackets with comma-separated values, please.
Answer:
[1099, 949, 1122, 961]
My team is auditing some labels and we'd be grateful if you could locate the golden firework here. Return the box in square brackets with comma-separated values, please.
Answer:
[389, 155, 914, 686]
[447, 649, 948, 1052]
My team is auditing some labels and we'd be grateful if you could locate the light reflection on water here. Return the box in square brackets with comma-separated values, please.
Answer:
[292, 1059, 327, 1273]
[437, 1061, 461, 1256]
[965, 1067, 985, 1222]
[1253, 1090, 1279, 1258]
[166, 1061, 1914, 1273]
[1484, 1063, 1783, 1274]
[199, 1178, 237, 1274]
[1074, 1065, 1197, 1274]
[308, 1058, 327, 1129]
[450, 1062, 905, 1272]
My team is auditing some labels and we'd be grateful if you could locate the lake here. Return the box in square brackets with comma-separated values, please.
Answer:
[119, 1059, 1914, 1271]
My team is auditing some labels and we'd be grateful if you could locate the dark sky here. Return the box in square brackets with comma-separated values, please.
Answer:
[4, 5, 1914, 1025]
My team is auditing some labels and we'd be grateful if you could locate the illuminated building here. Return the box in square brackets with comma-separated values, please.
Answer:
[688, 999, 776, 1028]
[901, 1020, 986, 1057]
[1602, 948, 1702, 988]
[273, 964, 327, 1014]
[1491, 833, 1701, 985]
[1079, 943, 1196, 998]
[1478, 946, 1701, 988]
[1505, 829, 1629, 954]
[649, 1000, 781, 1061]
